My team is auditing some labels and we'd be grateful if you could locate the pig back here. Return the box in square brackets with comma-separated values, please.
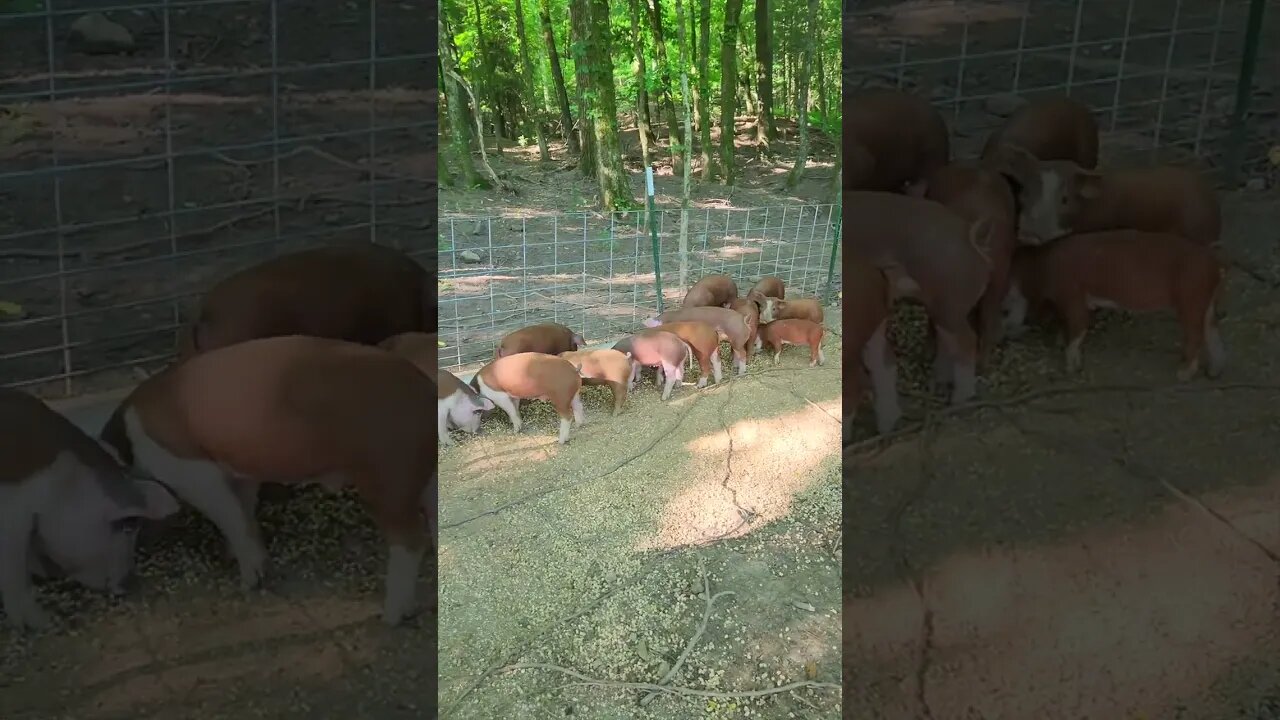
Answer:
[191, 245, 427, 355]
[657, 306, 747, 341]
[682, 275, 739, 308]
[844, 191, 984, 276]
[751, 277, 785, 298]
[380, 331, 438, 377]
[923, 164, 1017, 257]
[498, 323, 579, 357]
[480, 352, 582, 400]
[983, 96, 1099, 168]
[845, 89, 950, 191]
[559, 349, 631, 383]
[651, 321, 718, 352]
[614, 330, 686, 366]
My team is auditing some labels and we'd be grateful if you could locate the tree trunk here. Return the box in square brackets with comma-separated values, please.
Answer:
[514, 0, 550, 160]
[539, 0, 579, 153]
[440, 16, 487, 188]
[471, 0, 503, 155]
[786, 0, 818, 188]
[646, 0, 683, 173]
[628, 0, 653, 170]
[697, 0, 712, 179]
[754, 0, 775, 146]
[576, 0, 634, 208]
[673, 0, 693, 290]
[569, 0, 597, 177]
[719, 0, 744, 185]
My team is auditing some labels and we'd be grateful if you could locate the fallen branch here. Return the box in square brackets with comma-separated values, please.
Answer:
[640, 554, 736, 706]
[501, 663, 839, 701]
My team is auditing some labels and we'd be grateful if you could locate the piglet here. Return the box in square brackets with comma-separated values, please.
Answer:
[613, 330, 689, 400]
[728, 295, 762, 351]
[759, 319, 825, 367]
[100, 335, 436, 626]
[846, 190, 992, 404]
[682, 274, 739, 308]
[751, 276, 785, 299]
[0, 389, 178, 630]
[474, 352, 586, 443]
[990, 147, 1221, 248]
[377, 332, 491, 447]
[1006, 229, 1226, 380]
[642, 306, 752, 375]
[179, 244, 429, 359]
[846, 253, 900, 441]
[559, 348, 634, 415]
[497, 323, 585, 358]
[649, 320, 723, 387]
[981, 95, 1099, 169]
[845, 88, 950, 193]
[758, 296, 823, 325]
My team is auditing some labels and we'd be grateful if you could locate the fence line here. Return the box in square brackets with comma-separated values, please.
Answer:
[438, 203, 841, 372]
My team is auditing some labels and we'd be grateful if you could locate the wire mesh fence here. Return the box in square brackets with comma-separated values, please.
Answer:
[843, 0, 1278, 185]
[0, 0, 436, 399]
[438, 204, 841, 372]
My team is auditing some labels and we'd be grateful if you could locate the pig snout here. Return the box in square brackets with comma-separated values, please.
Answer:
[759, 300, 777, 323]
[642, 317, 662, 328]
[572, 333, 586, 348]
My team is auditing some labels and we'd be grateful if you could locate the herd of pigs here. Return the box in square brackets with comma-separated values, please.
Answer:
[440, 273, 828, 446]
[846, 89, 1227, 440]
[2, 244, 438, 630]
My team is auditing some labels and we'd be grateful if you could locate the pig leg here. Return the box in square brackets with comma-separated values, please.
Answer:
[608, 381, 627, 415]
[437, 400, 455, 447]
[1056, 295, 1091, 375]
[976, 277, 1009, 370]
[711, 347, 723, 385]
[360, 467, 427, 626]
[476, 378, 522, 433]
[809, 339, 822, 367]
[659, 361, 680, 400]
[0, 487, 49, 630]
[1202, 303, 1227, 378]
[863, 321, 902, 435]
[125, 409, 267, 590]
[934, 320, 978, 405]
[733, 345, 748, 376]
[1002, 283, 1029, 338]
[927, 323, 952, 395]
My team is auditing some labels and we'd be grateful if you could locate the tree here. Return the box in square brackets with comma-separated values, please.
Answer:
[718, 0, 744, 185]
[628, 0, 654, 170]
[514, 0, 551, 160]
[754, 0, 775, 147]
[569, 0, 597, 176]
[696, 0, 712, 178]
[673, 0, 694, 288]
[538, 0, 579, 153]
[646, 0, 682, 172]
[786, 0, 818, 187]
[440, 15, 488, 188]
[573, 0, 634, 208]
[471, 0, 504, 154]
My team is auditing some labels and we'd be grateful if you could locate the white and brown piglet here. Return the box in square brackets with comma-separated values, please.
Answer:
[378, 332, 494, 446]
[644, 305, 752, 375]
[100, 335, 437, 626]
[496, 323, 585, 358]
[473, 352, 585, 444]
[990, 146, 1221, 248]
[681, 274, 739, 309]
[650, 320, 723, 387]
[179, 244, 430, 359]
[614, 330, 690, 400]
[559, 348, 634, 415]
[758, 296, 824, 326]
[1007, 229, 1226, 380]
[845, 190, 992, 405]
[0, 389, 179, 630]
[846, 252, 900, 440]
[759, 319, 825, 367]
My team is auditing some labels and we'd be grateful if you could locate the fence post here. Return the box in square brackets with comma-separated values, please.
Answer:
[645, 166, 665, 313]
[824, 203, 841, 304]
[1224, 0, 1268, 187]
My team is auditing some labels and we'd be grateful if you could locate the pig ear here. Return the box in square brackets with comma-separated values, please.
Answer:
[989, 144, 1036, 184]
[116, 477, 180, 521]
[480, 397, 495, 411]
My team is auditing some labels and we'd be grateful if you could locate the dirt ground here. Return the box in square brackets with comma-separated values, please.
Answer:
[845, 191, 1280, 720]
[0, 1, 434, 398]
[437, 123, 842, 371]
[437, 322, 843, 719]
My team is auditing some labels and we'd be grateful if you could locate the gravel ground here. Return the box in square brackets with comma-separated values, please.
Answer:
[437, 317, 843, 719]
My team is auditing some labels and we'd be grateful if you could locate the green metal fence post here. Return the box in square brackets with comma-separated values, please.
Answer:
[645, 166, 665, 313]
[824, 202, 841, 304]
[1224, 0, 1269, 187]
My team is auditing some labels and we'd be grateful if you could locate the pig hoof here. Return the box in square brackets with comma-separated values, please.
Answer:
[696, 378, 708, 388]
[382, 603, 422, 627]
[1176, 367, 1196, 383]
[7, 600, 52, 631]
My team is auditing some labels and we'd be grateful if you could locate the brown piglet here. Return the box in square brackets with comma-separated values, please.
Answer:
[982, 95, 1099, 169]
[922, 162, 1018, 365]
[846, 253, 900, 440]
[497, 323, 585, 358]
[846, 190, 992, 405]
[682, 274, 739, 308]
[99, 336, 436, 626]
[179, 244, 429, 359]
[759, 296, 824, 325]
[845, 88, 950, 193]
[1006, 229, 1226, 380]
[751, 276, 785, 299]
[991, 147, 1221, 248]
[759, 319, 825, 367]
[613, 330, 689, 400]
[643, 306, 752, 375]
[559, 348, 634, 415]
[729, 295, 763, 351]
[474, 352, 586, 443]
[650, 320, 723, 387]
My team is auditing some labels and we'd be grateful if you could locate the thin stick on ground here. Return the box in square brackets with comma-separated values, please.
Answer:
[501, 662, 839, 701]
[639, 553, 737, 706]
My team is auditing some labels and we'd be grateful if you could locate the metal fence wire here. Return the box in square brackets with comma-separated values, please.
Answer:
[438, 204, 841, 372]
[0, 0, 437, 399]
[843, 0, 1278, 186]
